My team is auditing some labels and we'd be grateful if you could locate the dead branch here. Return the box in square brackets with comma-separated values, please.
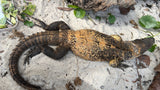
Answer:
[66, 0, 136, 11]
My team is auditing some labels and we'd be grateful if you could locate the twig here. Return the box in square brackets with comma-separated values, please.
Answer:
[138, 27, 154, 37]
[135, 58, 143, 90]
[61, 0, 65, 18]
[57, 7, 73, 11]
[75, 56, 79, 77]
[138, 27, 160, 39]
[86, 15, 97, 25]
[107, 68, 111, 74]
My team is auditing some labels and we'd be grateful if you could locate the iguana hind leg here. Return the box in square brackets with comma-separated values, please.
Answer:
[24, 45, 69, 65]
[31, 17, 70, 31]
[24, 19, 71, 64]
[24, 45, 42, 65]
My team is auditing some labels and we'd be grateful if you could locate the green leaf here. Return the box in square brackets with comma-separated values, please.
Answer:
[24, 20, 34, 27]
[23, 4, 36, 16]
[148, 44, 157, 52]
[20, 13, 26, 20]
[1, 0, 9, 4]
[4, 3, 15, 14]
[139, 15, 157, 29]
[0, 24, 6, 28]
[153, 21, 160, 29]
[5, 13, 10, 20]
[68, 5, 79, 9]
[11, 17, 16, 25]
[0, 17, 6, 25]
[108, 14, 116, 24]
[74, 8, 86, 18]
[11, 9, 18, 17]
[95, 16, 101, 21]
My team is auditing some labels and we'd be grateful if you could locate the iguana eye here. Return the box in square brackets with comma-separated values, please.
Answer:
[107, 44, 111, 48]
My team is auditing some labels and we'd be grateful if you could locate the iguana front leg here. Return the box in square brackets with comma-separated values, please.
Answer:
[109, 59, 120, 67]
[42, 45, 69, 59]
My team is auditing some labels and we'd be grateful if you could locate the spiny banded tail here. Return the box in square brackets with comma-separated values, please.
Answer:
[9, 31, 60, 90]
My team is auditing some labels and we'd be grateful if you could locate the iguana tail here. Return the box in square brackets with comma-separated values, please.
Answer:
[9, 31, 61, 90]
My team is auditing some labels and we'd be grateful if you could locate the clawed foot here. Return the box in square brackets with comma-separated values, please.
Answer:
[109, 59, 130, 70]
[24, 46, 42, 65]
[29, 16, 48, 29]
[117, 63, 130, 71]
[109, 59, 119, 67]
[29, 16, 70, 31]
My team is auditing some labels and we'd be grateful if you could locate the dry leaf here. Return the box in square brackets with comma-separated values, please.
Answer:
[120, 33, 124, 35]
[130, 20, 138, 29]
[74, 77, 82, 86]
[65, 82, 75, 90]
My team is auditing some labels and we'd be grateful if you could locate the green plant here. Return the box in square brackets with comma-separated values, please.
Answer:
[138, 15, 160, 52]
[0, 0, 18, 28]
[154, 21, 160, 29]
[108, 13, 116, 24]
[139, 15, 160, 29]
[95, 16, 101, 21]
[24, 20, 34, 27]
[23, 4, 36, 16]
[144, 33, 159, 52]
[68, 5, 117, 25]
[0, 0, 36, 28]
[68, 5, 86, 19]
[20, 3, 36, 27]
[148, 44, 157, 52]
[0, 17, 6, 28]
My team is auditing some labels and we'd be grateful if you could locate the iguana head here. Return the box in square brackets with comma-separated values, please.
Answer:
[132, 37, 155, 54]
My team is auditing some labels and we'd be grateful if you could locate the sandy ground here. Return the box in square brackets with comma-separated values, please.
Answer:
[0, 0, 160, 90]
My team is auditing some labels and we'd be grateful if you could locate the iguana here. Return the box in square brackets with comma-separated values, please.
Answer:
[9, 18, 155, 90]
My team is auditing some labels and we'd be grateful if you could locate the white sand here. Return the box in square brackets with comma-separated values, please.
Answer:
[0, 0, 160, 90]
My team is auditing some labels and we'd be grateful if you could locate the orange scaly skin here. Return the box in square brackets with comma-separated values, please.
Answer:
[9, 21, 154, 90]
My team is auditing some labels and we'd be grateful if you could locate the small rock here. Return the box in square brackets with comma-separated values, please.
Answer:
[0, 50, 4, 53]
[119, 6, 135, 15]
[137, 55, 150, 68]
[100, 85, 104, 89]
